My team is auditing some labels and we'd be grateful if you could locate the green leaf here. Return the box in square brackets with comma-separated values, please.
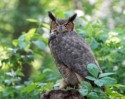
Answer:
[6, 72, 16, 77]
[85, 76, 96, 81]
[90, 38, 99, 50]
[26, 18, 38, 22]
[34, 74, 47, 82]
[81, 81, 92, 90]
[109, 91, 125, 98]
[18, 34, 26, 41]
[78, 88, 88, 96]
[1, 59, 9, 64]
[3, 88, 16, 97]
[12, 40, 18, 46]
[99, 73, 115, 78]
[28, 28, 36, 35]
[88, 92, 99, 99]
[93, 88, 102, 93]
[21, 83, 36, 93]
[42, 68, 53, 73]
[95, 77, 117, 87]
[94, 79, 104, 87]
[33, 40, 46, 50]
[113, 84, 125, 88]
[16, 71, 24, 77]
[80, 16, 87, 21]
[87, 64, 99, 78]
[4, 80, 12, 85]
[101, 77, 117, 85]
[18, 41, 28, 49]
[42, 23, 50, 29]
[25, 28, 36, 41]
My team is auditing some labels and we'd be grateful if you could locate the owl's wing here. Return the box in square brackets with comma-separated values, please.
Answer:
[58, 32, 101, 78]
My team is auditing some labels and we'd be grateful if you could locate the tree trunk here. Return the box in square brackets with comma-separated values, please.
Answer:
[41, 89, 85, 99]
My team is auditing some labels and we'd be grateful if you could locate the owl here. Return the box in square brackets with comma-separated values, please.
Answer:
[48, 12, 102, 89]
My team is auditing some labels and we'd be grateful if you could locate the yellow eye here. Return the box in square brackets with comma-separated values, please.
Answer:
[64, 23, 68, 27]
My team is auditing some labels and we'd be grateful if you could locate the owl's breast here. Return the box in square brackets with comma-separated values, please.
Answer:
[49, 34, 61, 49]
[49, 34, 61, 58]
[49, 33, 70, 63]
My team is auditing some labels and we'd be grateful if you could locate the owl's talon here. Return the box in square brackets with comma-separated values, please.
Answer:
[53, 82, 60, 89]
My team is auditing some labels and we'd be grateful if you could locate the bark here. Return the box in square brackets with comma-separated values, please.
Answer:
[41, 89, 85, 99]
[21, 63, 32, 83]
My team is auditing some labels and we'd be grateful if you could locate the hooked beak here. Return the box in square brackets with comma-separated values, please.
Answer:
[58, 25, 62, 33]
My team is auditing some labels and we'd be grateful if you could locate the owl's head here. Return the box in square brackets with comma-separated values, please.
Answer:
[48, 12, 77, 34]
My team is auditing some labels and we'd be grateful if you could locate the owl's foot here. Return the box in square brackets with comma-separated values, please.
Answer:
[52, 79, 67, 90]
[53, 79, 79, 90]
[60, 79, 79, 90]
[59, 79, 67, 89]
[53, 82, 60, 89]
[66, 84, 79, 90]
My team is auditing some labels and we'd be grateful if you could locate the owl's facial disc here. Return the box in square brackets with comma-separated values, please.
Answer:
[48, 12, 77, 33]
[50, 20, 68, 33]
[57, 25, 67, 33]
[58, 25, 62, 33]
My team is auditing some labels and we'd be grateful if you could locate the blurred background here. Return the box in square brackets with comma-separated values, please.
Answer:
[0, 0, 125, 98]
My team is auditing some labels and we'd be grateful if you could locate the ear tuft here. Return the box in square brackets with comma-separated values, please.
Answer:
[48, 12, 56, 21]
[68, 13, 77, 22]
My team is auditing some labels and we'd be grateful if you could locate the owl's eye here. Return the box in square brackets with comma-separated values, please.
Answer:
[64, 23, 68, 27]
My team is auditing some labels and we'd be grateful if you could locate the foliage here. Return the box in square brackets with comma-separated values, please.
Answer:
[79, 63, 119, 99]
[0, 27, 56, 98]
[0, 0, 125, 98]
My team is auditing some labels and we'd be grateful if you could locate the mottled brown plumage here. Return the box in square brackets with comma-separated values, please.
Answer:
[48, 12, 102, 88]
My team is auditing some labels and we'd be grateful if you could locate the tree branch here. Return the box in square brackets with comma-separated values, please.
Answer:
[41, 89, 85, 99]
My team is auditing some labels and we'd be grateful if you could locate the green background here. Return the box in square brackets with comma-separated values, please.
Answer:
[0, 0, 125, 98]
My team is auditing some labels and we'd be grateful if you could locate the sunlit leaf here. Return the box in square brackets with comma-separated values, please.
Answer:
[109, 91, 125, 98]
[28, 28, 36, 35]
[12, 40, 18, 46]
[26, 18, 38, 22]
[42, 23, 50, 29]
[25, 28, 36, 41]
[113, 84, 125, 88]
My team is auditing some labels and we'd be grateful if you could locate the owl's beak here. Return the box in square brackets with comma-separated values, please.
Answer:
[58, 25, 62, 33]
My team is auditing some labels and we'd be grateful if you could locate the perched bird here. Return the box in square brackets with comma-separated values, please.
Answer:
[48, 12, 102, 89]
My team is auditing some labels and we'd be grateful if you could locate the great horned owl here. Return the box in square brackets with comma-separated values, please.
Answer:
[48, 12, 102, 88]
